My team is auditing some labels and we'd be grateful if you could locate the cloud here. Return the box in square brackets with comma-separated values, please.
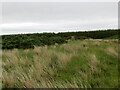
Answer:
[1, 0, 119, 2]
[1, 2, 118, 35]
[1, 18, 118, 35]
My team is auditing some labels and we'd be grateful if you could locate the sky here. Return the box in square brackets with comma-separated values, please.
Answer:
[0, 0, 119, 35]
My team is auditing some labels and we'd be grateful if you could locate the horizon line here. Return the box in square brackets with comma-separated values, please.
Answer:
[1, 28, 118, 36]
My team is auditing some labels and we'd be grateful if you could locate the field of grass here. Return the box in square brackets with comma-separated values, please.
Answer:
[2, 39, 118, 88]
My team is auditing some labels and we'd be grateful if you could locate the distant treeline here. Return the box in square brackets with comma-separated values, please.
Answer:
[1, 29, 119, 49]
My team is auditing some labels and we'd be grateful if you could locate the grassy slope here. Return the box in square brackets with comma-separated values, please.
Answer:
[2, 39, 118, 88]
[104, 35, 118, 39]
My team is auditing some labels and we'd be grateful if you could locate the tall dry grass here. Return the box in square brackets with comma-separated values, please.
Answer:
[2, 44, 79, 88]
[2, 39, 118, 88]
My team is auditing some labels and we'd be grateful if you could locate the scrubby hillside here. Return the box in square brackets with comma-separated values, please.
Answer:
[2, 29, 118, 49]
[105, 35, 118, 39]
[2, 39, 118, 88]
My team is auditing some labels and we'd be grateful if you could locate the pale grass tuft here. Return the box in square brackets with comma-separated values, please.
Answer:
[94, 41, 100, 46]
[90, 54, 100, 66]
[57, 53, 70, 66]
[57, 52, 76, 66]
[107, 47, 118, 57]
[2, 72, 15, 87]
[62, 45, 74, 52]
[61, 44, 82, 53]
[89, 54, 100, 75]
[24, 79, 37, 88]
[23, 49, 30, 54]
[2, 50, 19, 65]
[33, 46, 42, 55]
[81, 41, 88, 47]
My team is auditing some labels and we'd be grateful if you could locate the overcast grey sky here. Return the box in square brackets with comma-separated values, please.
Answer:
[1, 1, 118, 35]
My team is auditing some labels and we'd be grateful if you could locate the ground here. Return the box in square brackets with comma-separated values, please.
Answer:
[2, 39, 118, 88]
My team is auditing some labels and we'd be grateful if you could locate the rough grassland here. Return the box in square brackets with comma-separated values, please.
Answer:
[2, 39, 118, 88]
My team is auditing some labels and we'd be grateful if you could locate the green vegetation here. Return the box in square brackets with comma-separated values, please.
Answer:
[105, 35, 119, 39]
[2, 39, 118, 88]
[1, 29, 118, 49]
